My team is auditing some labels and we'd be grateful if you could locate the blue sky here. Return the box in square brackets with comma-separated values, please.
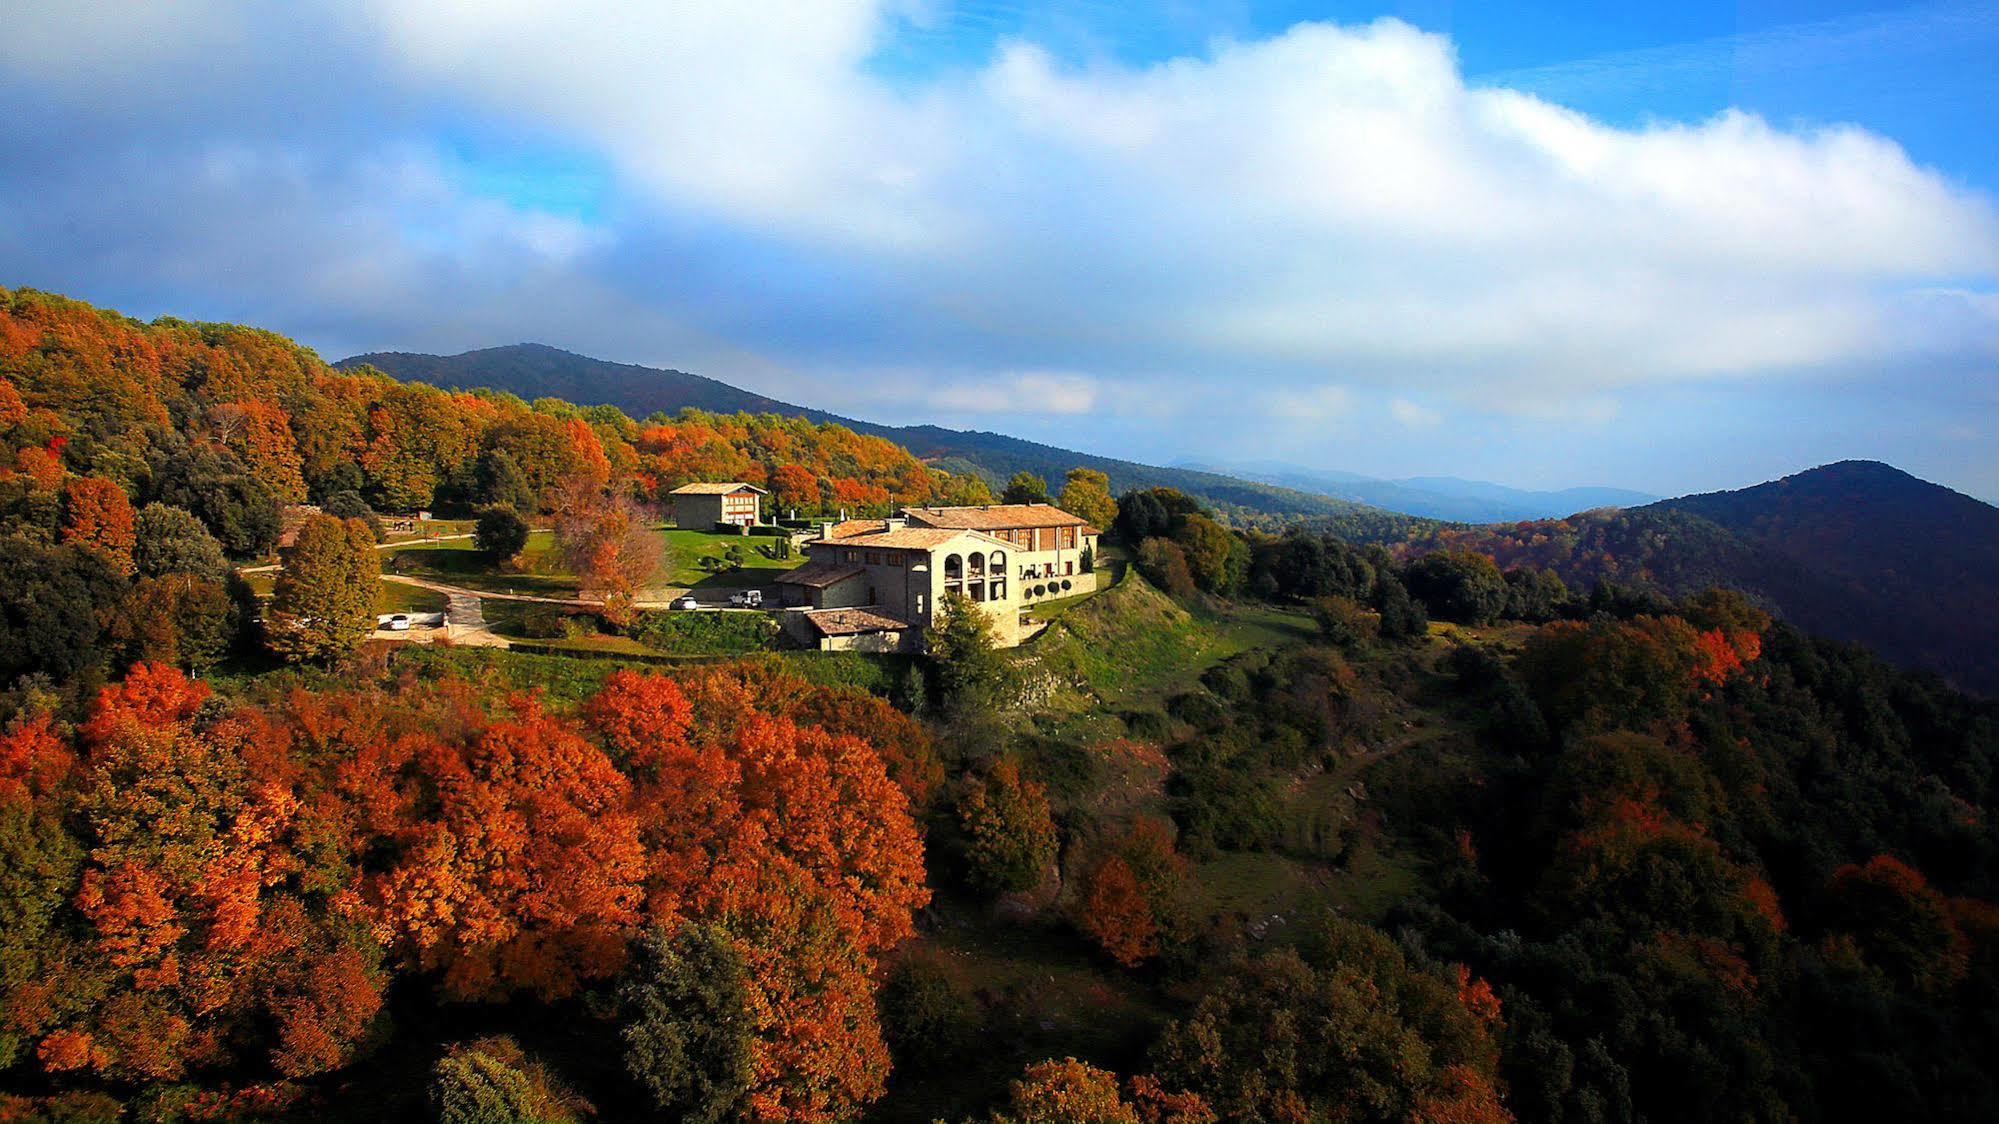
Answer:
[1, 1, 1994, 501]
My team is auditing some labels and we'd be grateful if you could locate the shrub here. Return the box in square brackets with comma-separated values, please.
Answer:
[519, 604, 573, 639]
[631, 611, 779, 656]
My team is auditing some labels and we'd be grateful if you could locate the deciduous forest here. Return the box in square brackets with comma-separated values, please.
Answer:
[1, 290, 1996, 1122]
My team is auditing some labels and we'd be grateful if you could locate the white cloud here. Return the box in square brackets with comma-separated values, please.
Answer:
[335, 8, 1998, 400]
[1389, 398, 1442, 428]
[928, 370, 1099, 415]
[1, 2, 1995, 443]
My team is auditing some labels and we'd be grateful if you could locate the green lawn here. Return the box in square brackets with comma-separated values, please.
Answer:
[375, 583, 449, 615]
[378, 527, 802, 599]
[659, 529, 802, 594]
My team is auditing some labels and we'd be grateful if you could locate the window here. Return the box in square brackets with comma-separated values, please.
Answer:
[992, 579, 1006, 601]
[968, 580, 985, 602]
[1065, 561, 1074, 575]
[844, 550, 859, 562]
[990, 550, 1006, 573]
[866, 551, 881, 565]
[944, 553, 963, 590]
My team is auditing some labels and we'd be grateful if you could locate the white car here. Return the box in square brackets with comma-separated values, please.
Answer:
[385, 613, 411, 631]
[728, 590, 764, 608]
[671, 596, 700, 610]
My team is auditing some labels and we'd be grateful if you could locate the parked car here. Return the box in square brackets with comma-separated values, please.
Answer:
[385, 614, 411, 631]
[729, 590, 764, 608]
[671, 595, 700, 610]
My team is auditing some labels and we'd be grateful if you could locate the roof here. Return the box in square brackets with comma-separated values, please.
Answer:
[800, 607, 912, 638]
[822, 519, 890, 539]
[773, 560, 867, 588]
[669, 481, 767, 496]
[901, 503, 1096, 533]
[828, 527, 1014, 551]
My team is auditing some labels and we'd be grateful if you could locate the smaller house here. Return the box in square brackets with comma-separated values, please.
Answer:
[669, 482, 766, 528]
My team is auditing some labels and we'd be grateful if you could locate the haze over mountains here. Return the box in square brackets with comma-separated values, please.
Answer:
[1179, 459, 1656, 522]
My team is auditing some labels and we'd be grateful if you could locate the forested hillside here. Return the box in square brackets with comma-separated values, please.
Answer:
[345, 343, 1421, 530]
[1387, 465, 1999, 695]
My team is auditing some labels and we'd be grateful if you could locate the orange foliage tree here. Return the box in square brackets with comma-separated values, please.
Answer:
[59, 475, 136, 573]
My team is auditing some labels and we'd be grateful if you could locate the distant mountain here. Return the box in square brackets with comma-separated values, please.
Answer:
[341, 343, 824, 421]
[341, 343, 1427, 533]
[1650, 460, 1999, 693]
[1184, 459, 1655, 522]
[1391, 461, 1999, 694]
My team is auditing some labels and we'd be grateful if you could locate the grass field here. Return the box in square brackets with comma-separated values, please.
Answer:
[378, 527, 804, 599]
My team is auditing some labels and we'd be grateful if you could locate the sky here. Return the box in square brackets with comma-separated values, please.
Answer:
[0, 1, 1994, 501]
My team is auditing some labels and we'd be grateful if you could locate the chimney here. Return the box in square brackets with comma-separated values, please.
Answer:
[817, 520, 836, 540]
[883, 517, 907, 532]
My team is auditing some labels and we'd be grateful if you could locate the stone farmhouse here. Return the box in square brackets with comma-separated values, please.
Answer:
[774, 502, 1102, 652]
[668, 481, 765, 528]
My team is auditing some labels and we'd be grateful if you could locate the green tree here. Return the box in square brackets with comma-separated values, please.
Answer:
[474, 505, 531, 562]
[475, 448, 538, 513]
[147, 442, 283, 556]
[429, 1037, 583, 1124]
[1058, 468, 1118, 530]
[1311, 596, 1375, 652]
[957, 757, 1058, 896]
[1174, 513, 1244, 595]
[1374, 575, 1429, 641]
[266, 514, 380, 663]
[0, 539, 127, 683]
[1402, 550, 1508, 625]
[1001, 471, 1051, 505]
[131, 503, 227, 582]
[926, 590, 1009, 707]
[618, 924, 755, 1123]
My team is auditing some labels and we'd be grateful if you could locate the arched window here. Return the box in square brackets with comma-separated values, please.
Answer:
[968, 553, 985, 577]
[990, 551, 1006, 572]
[944, 553, 963, 591]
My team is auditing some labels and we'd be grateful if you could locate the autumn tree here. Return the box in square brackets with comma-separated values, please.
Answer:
[958, 757, 1058, 896]
[993, 1058, 1141, 1124]
[619, 924, 755, 1123]
[1076, 816, 1186, 967]
[1059, 468, 1118, 530]
[363, 700, 646, 1000]
[553, 480, 662, 626]
[58, 476, 135, 573]
[266, 514, 380, 663]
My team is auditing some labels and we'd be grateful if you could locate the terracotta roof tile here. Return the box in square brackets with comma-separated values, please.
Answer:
[901, 503, 1093, 532]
